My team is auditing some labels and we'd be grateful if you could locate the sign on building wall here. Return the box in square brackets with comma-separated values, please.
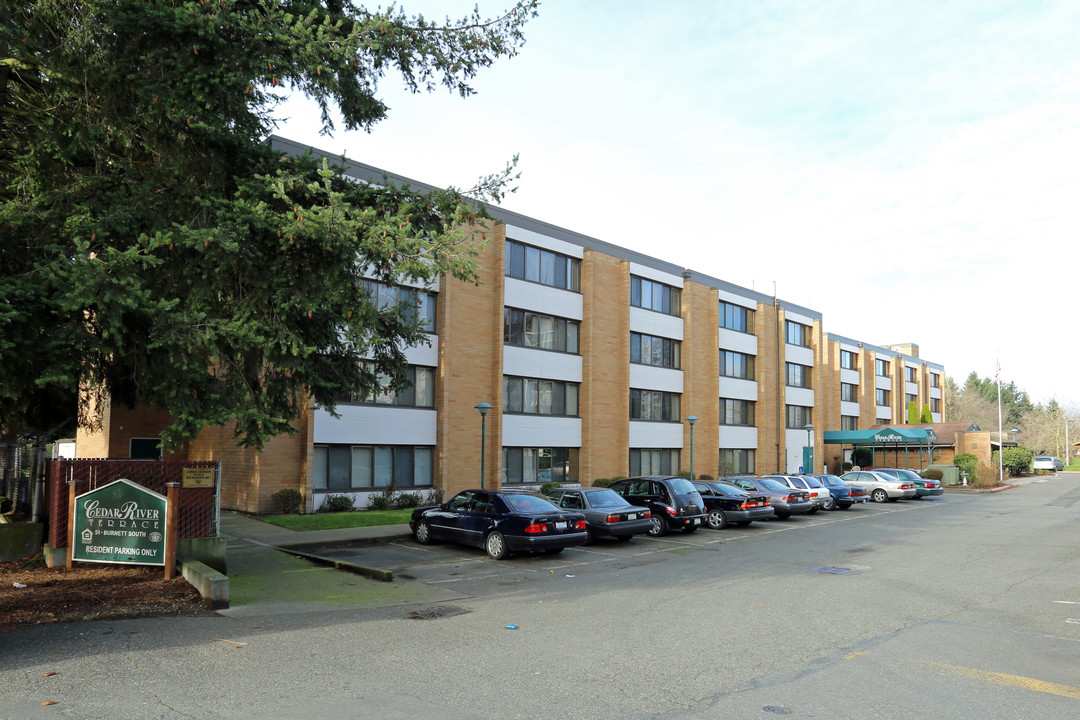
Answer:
[71, 479, 167, 566]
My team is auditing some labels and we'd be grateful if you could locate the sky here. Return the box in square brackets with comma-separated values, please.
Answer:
[275, 0, 1080, 409]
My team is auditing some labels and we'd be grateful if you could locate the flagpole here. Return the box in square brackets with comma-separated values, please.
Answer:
[996, 359, 1003, 484]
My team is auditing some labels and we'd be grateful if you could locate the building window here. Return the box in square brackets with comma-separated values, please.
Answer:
[875, 358, 891, 377]
[876, 417, 890, 425]
[841, 350, 857, 370]
[786, 362, 812, 389]
[906, 393, 917, 408]
[503, 376, 579, 416]
[504, 308, 579, 353]
[629, 448, 679, 476]
[719, 398, 755, 426]
[930, 397, 941, 413]
[719, 449, 755, 476]
[930, 372, 940, 388]
[720, 350, 755, 380]
[841, 415, 859, 431]
[876, 388, 891, 406]
[719, 301, 754, 334]
[785, 320, 811, 347]
[502, 447, 577, 484]
[786, 405, 812, 429]
[313, 445, 433, 489]
[905, 366, 917, 383]
[361, 280, 436, 333]
[339, 364, 435, 407]
[631, 276, 681, 317]
[505, 239, 580, 292]
[630, 332, 681, 369]
[841, 383, 858, 402]
[630, 389, 681, 422]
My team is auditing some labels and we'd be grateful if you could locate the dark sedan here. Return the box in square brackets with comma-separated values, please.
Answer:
[692, 480, 774, 528]
[546, 487, 653, 543]
[724, 477, 813, 519]
[807, 474, 869, 509]
[609, 476, 707, 537]
[410, 489, 588, 559]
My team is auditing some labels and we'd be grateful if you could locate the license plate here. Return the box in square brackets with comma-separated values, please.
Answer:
[692, 518, 700, 525]
[554, 522, 566, 530]
[628, 513, 637, 520]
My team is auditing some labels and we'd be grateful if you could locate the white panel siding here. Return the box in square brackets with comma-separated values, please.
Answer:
[628, 262, 684, 287]
[718, 328, 757, 355]
[877, 406, 893, 421]
[786, 387, 815, 407]
[501, 415, 582, 447]
[505, 225, 584, 258]
[629, 365, 683, 393]
[314, 407, 436, 445]
[786, 345, 815, 366]
[841, 401, 861, 416]
[629, 421, 683, 449]
[718, 377, 758, 402]
[503, 346, 583, 382]
[403, 336, 438, 367]
[629, 306, 684, 340]
[876, 376, 892, 390]
[505, 277, 584, 320]
[840, 368, 859, 384]
[718, 426, 758, 449]
[717, 288, 759, 308]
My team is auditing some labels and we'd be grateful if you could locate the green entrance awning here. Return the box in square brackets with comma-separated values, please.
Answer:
[823, 427, 935, 444]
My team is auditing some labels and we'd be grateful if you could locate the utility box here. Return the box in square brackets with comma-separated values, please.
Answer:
[929, 464, 960, 486]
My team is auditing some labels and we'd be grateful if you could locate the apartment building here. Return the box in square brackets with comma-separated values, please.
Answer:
[74, 137, 945, 512]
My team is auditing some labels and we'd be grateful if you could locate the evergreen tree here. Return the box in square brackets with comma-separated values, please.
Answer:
[1, 0, 537, 447]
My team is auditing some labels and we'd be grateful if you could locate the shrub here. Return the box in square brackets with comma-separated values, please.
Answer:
[422, 488, 444, 506]
[954, 453, 978, 480]
[698, 474, 714, 481]
[590, 478, 612, 488]
[323, 494, 355, 512]
[993, 447, 1033, 477]
[921, 468, 943, 480]
[842, 462, 854, 472]
[539, 481, 561, 495]
[270, 488, 303, 514]
[394, 492, 422, 509]
[676, 470, 692, 480]
[367, 494, 392, 511]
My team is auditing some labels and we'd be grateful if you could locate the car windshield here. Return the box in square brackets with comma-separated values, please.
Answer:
[819, 475, 844, 487]
[712, 484, 745, 497]
[897, 470, 922, 480]
[759, 478, 787, 492]
[668, 478, 698, 496]
[503, 494, 559, 513]
[586, 489, 627, 508]
[803, 477, 823, 488]
[1036, 456, 1051, 462]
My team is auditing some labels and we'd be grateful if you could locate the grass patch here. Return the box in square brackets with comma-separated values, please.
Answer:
[261, 509, 414, 531]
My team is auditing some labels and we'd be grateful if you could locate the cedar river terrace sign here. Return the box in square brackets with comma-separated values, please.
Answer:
[72, 479, 167, 566]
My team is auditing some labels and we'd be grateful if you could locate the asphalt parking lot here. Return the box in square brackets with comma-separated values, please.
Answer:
[310, 496, 950, 589]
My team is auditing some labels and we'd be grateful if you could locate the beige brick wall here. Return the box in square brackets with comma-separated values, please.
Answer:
[682, 281, 719, 479]
[579, 251, 630, 482]
[435, 221, 504, 496]
[756, 301, 783, 474]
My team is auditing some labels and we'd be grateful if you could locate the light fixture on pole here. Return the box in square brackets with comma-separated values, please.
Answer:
[475, 402, 492, 489]
[1010, 427, 1019, 443]
[686, 415, 698, 480]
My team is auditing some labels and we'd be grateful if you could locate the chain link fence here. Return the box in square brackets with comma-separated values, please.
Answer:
[1, 441, 43, 519]
[45, 459, 220, 549]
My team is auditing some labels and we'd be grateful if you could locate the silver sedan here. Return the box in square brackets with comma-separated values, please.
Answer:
[841, 470, 917, 503]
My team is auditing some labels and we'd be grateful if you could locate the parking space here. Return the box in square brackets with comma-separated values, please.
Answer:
[311, 496, 956, 589]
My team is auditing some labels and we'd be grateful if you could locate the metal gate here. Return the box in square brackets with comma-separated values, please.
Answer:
[0, 441, 43, 519]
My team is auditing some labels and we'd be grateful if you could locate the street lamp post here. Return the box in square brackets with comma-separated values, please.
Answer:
[686, 415, 698, 480]
[803, 423, 814, 474]
[475, 402, 492, 489]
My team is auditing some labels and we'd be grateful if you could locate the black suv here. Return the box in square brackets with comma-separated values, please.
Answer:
[609, 476, 706, 537]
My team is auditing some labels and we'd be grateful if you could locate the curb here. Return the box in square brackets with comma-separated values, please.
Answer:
[284, 548, 395, 583]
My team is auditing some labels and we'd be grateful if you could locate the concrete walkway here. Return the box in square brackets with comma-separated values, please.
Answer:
[216, 511, 464, 619]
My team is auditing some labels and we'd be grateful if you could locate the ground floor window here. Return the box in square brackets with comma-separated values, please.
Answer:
[629, 448, 679, 477]
[502, 447, 578, 484]
[841, 415, 859, 431]
[718, 449, 754, 476]
[313, 445, 433, 489]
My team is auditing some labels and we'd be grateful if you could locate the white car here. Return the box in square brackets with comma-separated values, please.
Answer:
[840, 470, 917, 503]
[766, 475, 832, 512]
[1033, 456, 1064, 472]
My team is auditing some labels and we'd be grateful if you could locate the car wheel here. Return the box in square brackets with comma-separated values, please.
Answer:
[824, 496, 838, 511]
[776, 512, 790, 520]
[707, 508, 728, 530]
[807, 507, 819, 514]
[414, 519, 433, 545]
[582, 529, 595, 546]
[647, 515, 669, 537]
[682, 524, 698, 534]
[485, 531, 509, 560]
[871, 488, 888, 503]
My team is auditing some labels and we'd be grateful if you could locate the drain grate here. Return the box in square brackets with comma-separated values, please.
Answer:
[808, 566, 851, 575]
[407, 605, 471, 621]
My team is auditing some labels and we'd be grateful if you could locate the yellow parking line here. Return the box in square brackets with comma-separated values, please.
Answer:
[919, 661, 1080, 699]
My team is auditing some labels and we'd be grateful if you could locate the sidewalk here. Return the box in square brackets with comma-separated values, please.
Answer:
[216, 512, 461, 619]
